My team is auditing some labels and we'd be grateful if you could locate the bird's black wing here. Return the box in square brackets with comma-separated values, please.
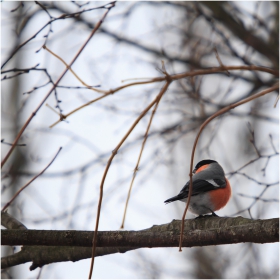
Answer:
[164, 178, 226, 204]
[180, 178, 226, 196]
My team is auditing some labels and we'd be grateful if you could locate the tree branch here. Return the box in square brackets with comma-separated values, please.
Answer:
[2, 217, 278, 248]
[1, 211, 27, 230]
[1, 245, 139, 271]
[1, 2, 116, 168]
[201, 2, 279, 64]
[1, 211, 138, 270]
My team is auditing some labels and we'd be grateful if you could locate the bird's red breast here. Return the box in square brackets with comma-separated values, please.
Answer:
[209, 178, 231, 211]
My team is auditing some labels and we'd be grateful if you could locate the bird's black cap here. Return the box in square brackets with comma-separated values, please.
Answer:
[193, 159, 217, 173]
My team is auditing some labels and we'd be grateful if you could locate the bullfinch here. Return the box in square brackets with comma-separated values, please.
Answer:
[164, 159, 231, 217]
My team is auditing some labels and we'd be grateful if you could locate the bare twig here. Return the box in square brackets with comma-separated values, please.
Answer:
[178, 82, 279, 251]
[43, 45, 106, 94]
[1, 65, 63, 112]
[89, 80, 172, 278]
[247, 122, 261, 157]
[237, 193, 279, 203]
[49, 94, 108, 128]
[46, 103, 61, 115]
[49, 65, 278, 128]
[35, 1, 53, 19]
[170, 65, 278, 78]
[2, 147, 62, 212]
[269, 134, 278, 154]
[214, 47, 230, 76]
[120, 97, 162, 229]
[227, 153, 278, 180]
[1, 139, 26, 147]
[1, 3, 115, 168]
[10, 2, 24, 12]
[36, 267, 43, 279]
[261, 159, 269, 176]
[1, 2, 117, 69]
[274, 94, 279, 108]
[233, 182, 278, 217]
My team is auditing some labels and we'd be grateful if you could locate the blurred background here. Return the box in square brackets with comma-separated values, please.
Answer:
[1, 1, 279, 278]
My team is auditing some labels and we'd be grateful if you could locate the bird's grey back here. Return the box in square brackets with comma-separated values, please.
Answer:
[192, 162, 225, 181]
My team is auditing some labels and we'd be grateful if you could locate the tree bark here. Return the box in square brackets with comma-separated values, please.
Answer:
[2, 217, 278, 248]
[1, 245, 139, 271]
[1, 214, 278, 270]
[1, 211, 139, 270]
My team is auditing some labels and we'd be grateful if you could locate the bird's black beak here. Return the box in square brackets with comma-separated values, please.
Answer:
[192, 167, 197, 174]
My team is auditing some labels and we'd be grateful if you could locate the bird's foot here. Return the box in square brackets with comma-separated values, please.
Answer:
[195, 214, 211, 219]
[195, 212, 219, 219]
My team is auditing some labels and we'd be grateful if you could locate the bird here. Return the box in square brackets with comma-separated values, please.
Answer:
[164, 159, 231, 218]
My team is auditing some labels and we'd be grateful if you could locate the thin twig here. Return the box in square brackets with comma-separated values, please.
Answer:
[43, 45, 106, 94]
[2, 147, 62, 212]
[1, 2, 116, 69]
[50, 94, 107, 128]
[36, 267, 43, 279]
[49, 65, 278, 128]
[214, 47, 230, 76]
[89, 80, 171, 279]
[227, 153, 278, 180]
[269, 134, 278, 154]
[49, 77, 164, 128]
[247, 122, 261, 157]
[46, 103, 61, 115]
[1, 66, 63, 113]
[233, 182, 278, 216]
[1, 139, 26, 147]
[178, 82, 279, 251]
[120, 97, 162, 229]
[274, 94, 279, 108]
[1, 3, 115, 168]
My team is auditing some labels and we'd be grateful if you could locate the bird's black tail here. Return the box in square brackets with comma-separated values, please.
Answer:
[164, 195, 182, 204]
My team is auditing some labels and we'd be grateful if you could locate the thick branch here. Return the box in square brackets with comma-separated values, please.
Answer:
[1, 211, 138, 270]
[1, 246, 139, 271]
[2, 217, 278, 248]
